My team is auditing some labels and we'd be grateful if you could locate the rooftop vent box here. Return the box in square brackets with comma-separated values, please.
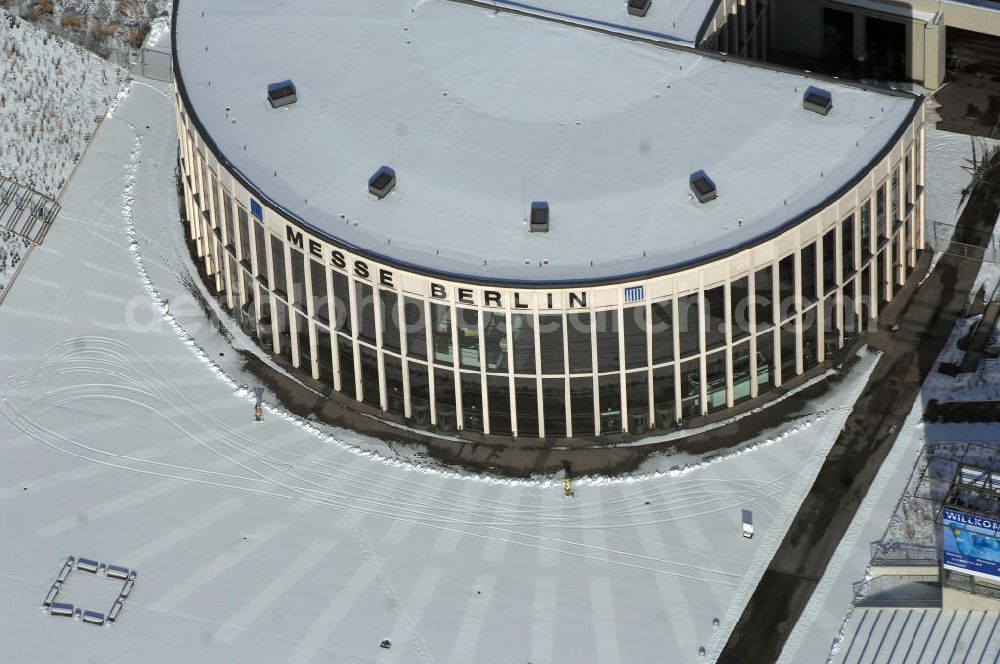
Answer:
[627, 0, 651, 16]
[368, 166, 396, 199]
[689, 170, 717, 203]
[530, 201, 549, 233]
[803, 86, 833, 116]
[267, 80, 297, 108]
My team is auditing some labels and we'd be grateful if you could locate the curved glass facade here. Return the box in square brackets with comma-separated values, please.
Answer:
[174, 90, 925, 440]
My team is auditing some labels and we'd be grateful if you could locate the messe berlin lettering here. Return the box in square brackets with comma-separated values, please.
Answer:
[286, 224, 589, 309]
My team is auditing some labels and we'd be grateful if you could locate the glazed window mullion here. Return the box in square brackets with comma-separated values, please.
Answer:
[723, 276, 734, 408]
[747, 269, 759, 399]
[173, 91, 924, 440]
[370, 277, 386, 411]
[325, 265, 341, 391]
[616, 303, 629, 431]
[398, 291, 411, 419]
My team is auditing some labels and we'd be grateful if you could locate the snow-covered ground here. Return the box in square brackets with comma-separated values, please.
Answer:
[921, 244, 1000, 405]
[964, 209, 1000, 306]
[923, 125, 1000, 254]
[2, 0, 170, 65]
[0, 9, 127, 197]
[0, 17, 995, 663]
[0, 75, 889, 663]
[922, 314, 1000, 404]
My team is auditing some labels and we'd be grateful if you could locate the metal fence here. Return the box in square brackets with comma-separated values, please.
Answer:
[943, 570, 1000, 601]
[0, 175, 60, 245]
[134, 47, 172, 82]
[870, 541, 941, 567]
[926, 219, 1000, 263]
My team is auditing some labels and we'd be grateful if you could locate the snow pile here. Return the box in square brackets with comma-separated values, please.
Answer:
[144, 10, 169, 49]
[0, 9, 126, 197]
[0, 230, 31, 292]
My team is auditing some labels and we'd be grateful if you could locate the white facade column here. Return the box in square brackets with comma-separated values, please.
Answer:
[671, 296, 682, 423]
[917, 123, 926, 251]
[924, 14, 946, 89]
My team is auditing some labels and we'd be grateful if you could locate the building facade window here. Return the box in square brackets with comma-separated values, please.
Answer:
[175, 92, 924, 441]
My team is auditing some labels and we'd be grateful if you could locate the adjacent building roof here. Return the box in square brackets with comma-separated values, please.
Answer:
[480, 0, 721, 46]
[174, 0, 921, 285]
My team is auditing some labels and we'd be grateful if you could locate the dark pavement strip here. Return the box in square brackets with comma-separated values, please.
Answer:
[717, 155, 1000, 664]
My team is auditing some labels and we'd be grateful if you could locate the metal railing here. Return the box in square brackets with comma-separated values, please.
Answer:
[870, 541, 941, 567]
[134, 47, 172, 83]
[943, 570, 1000, 601]
[926, 220, 1000, 263]
[853, 574, 942, 608]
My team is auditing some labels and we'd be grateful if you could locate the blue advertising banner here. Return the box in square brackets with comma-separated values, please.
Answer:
[942, 508, 1000, 583]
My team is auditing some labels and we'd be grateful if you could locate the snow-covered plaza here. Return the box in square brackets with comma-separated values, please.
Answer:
[3, 2, 1000, 661]
[0, 75, 881, 663]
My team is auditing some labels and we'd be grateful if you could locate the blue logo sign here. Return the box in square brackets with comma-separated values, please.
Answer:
[943, 508, 1000, 583]
[250, 199, 263, 221]
[624, 285, 644, 303]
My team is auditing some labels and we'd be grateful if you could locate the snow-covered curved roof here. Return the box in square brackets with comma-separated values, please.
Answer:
[174, 0, 921, 284]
